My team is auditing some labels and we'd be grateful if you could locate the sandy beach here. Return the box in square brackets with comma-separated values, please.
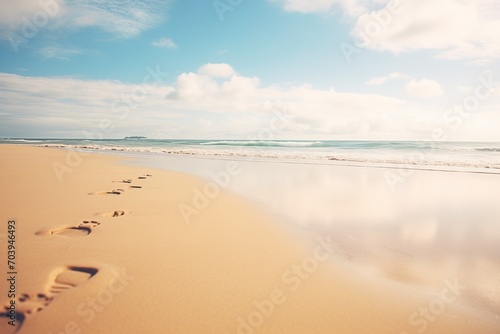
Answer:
[2, 0, 500, 332]
[0, 145, 499, 334]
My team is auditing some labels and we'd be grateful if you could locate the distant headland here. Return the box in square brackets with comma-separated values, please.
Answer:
[124, 136, 147, 140]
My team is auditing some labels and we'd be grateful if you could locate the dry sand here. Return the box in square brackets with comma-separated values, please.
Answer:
[0, 145, 499, 333]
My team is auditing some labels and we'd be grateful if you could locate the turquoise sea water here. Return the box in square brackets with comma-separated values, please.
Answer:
[2, 138, 500, 170]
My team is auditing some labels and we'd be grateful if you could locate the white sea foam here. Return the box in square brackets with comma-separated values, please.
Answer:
[199, 140, 323, 147]
[29, 142, 500, 172]
[2, 138, 44, 143]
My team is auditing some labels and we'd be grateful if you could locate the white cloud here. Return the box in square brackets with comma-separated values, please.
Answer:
[199, 119, 212, 127]
[0, 0, 61, 29]
[198, 63, 237, 78]
[0, 0, 173, 40]
[352, 0, 500, 61]
[168, 70, 259, 106]
[37, 46, 81, 60]
[1, 64, 498, 140]
[366, 72, 444, 99]
[405, 79, 444, 98]
[272, 0, 500, 61]
[0, 72, 177, 138]
[66, 0, 173, 38]
[269, 0, 369, 17]
[152, 37, 177, 49]
[365, 72, 410, 85]
[458, 85, 473, 94]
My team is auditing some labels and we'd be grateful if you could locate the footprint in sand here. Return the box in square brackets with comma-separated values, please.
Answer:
[48, 266, 98, 294]
[36, 221, 101, 237]
[98, 210, 126, 218]
[137, 174, 152, 180]
[113, 179, 133, 184]
[0, 267, 97, 333]
[89, 188, 125, 195]
[129, 185, 142, 189]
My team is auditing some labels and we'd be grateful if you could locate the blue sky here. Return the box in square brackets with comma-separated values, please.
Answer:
[1, 0, 500, 140]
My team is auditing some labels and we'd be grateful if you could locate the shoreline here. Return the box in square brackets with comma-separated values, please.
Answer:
[0, 145, 499, 333]
[7, 143, 500, 175]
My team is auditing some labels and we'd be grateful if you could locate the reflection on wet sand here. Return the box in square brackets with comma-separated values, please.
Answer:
[132, 154, 500, 321]
[228, 161, 500, 317]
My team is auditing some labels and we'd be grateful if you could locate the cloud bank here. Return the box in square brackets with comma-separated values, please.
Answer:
[1, 63, 498, 140]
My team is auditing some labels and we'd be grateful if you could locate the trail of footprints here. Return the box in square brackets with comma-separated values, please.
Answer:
[38, 174, 151, 237]
[89, 174, 151, 195]
[0, 174, 152, 333]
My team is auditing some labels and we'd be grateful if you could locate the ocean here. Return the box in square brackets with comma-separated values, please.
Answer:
[1, 138, 500, 171]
